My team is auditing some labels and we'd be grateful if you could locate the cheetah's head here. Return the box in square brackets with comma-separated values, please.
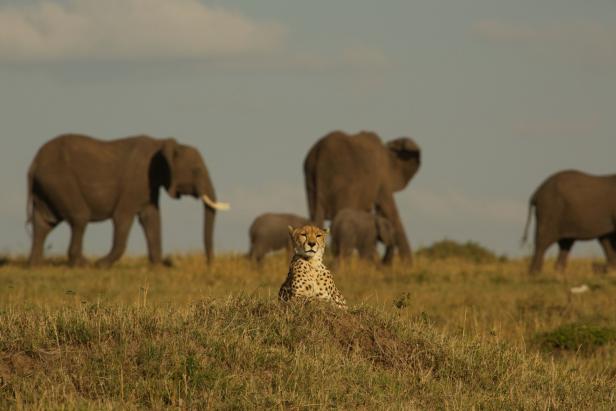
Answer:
[288, 224, 328, 260]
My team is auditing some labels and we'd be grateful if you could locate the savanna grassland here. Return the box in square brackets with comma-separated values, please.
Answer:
[1, 251, 616, 410]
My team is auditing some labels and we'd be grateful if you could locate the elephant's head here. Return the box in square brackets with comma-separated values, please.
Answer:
[161, 139, 229, 263]
[385, 137, 421, 191]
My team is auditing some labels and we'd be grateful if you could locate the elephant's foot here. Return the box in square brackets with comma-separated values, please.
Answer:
[95, 257, 115, 269]
[381, 258, 393, 266]
[592, 262, 616, 275]
[151, 256, 174, 268]
[28, 256, 44, 267]
[528, 262, 543, 275]
[68, 256, 88, 268]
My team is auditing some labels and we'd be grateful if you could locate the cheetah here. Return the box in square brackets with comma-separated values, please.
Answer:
[278, 224, 347, 309]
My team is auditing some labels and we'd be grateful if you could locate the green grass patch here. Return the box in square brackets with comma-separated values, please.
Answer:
[535, 322, 616, 354]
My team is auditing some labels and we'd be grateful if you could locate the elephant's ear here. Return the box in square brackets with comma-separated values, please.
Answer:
[376, 216, 394, 246]
[386, 137, 420, 162]
[161, 138, 179, 198]
[386, 137, 421, 191]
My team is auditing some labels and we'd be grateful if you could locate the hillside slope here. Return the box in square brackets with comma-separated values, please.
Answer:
[1, 296, 613, 409]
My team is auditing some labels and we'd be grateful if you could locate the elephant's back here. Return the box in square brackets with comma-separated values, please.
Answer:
[250, 213, 309, 240]
[534, 170, 615, 237]
[306, 132, 383, 189]
[33, 134, 159, 169]
[535, 170, 609, 199]
[309, 131, 382, 157]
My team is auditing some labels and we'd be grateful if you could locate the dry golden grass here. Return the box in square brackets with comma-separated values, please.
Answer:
[1, 252, 615, 409]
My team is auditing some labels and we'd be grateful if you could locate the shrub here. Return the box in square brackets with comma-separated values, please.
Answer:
[534, 323, 616, 354]
[416, 239, 505, 263]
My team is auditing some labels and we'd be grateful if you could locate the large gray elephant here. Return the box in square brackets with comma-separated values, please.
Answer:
[27, 134, 229, 267]
[522, 170, 616, 274]
[248, 212, 310, 263]
[304, 131, 420, 264]
[330, 208, 395, 264]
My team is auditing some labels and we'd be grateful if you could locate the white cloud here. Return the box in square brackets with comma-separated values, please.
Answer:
[471, 19, 616, 66]
[230, 46, 393, 73]
[0, 0, 284, 61]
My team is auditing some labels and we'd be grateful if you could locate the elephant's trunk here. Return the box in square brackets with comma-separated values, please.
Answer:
[203, 203, 215, 264]
[200, 191, 230, 263]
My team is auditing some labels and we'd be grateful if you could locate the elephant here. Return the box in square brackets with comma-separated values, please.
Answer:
[26, 133, 229, 267]
[248, 212, 311, 263]
[330, 208, 395, 264]
[304, 131, 420, 264]
[522, 170, 616, 274]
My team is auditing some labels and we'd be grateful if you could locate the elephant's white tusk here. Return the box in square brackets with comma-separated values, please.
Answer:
[202, 194, 230, 211]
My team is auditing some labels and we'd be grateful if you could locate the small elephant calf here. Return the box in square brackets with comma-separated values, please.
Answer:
[248, 213, 311, 263]
[331, 209, 395, 264]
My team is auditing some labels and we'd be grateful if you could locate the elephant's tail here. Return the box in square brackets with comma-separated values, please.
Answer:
[520, 195, 536, 246]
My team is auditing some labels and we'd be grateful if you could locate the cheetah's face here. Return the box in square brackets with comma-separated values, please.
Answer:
[288, 224, 327, 260]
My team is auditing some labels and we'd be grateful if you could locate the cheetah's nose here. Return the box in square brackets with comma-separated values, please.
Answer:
[308, 241, 316, 247]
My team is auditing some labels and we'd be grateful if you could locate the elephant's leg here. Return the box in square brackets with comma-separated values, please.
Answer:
[555, 238, 574, 272]
[313, 204, 325, 229]
[358, 242, 376, 262]
[339, 242, 353, 260]
[598, 234, 616, 271]
[382, 244, 395, 265]
[138, 204, 162, 264]
[28, 208, 56, 266]
[96, 214, 134, 268]
[332, 241, 351, 270]
[529, 236, 553, 275]
[609, 234, 616, 270]
[247, 237, 266, 264]
[252, 244, 265, 264]
[67, 221, 88, 267]
[377, 192, 412, 263]
[285, 240, 294, 264]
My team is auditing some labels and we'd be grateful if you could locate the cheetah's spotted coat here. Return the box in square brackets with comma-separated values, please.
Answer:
[279, 224, 347, 309]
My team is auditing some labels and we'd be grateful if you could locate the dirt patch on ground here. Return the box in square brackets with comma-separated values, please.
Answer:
[0, 352, 37, 382]
[324, 312, 434, 369]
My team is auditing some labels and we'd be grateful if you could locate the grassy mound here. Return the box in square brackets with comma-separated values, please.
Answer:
[0, 297, 612, 409]
[417, 239, 505, 263]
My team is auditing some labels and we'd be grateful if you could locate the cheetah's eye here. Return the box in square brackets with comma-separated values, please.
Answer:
[316, 234, 322, 238]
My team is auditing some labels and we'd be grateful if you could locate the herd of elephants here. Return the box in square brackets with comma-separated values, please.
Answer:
[26, 131, 616, 274]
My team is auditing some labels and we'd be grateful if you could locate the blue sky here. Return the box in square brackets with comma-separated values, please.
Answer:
[0, 0, 614, 258]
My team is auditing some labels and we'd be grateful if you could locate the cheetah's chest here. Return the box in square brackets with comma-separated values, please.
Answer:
[290, 261, 331, 297]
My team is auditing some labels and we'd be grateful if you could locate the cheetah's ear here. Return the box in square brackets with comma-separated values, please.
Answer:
[323, 227, 330, 235]
[288, 225, 295, 237]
